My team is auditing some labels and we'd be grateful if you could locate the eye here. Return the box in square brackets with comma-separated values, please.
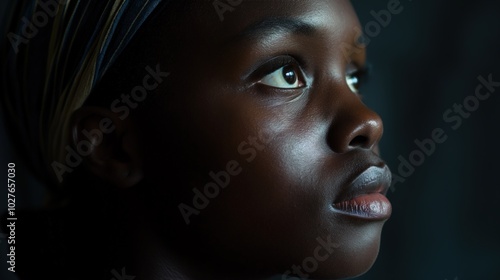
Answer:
[346, 73, 361, 94]
[258, 59, 306, 89]
[346, 65, 369, 95]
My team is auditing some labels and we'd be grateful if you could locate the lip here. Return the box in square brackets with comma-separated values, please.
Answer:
[333, 165, 392, 220]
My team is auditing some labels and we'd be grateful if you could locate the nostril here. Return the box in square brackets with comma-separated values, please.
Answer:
[349, 135, 368, 148]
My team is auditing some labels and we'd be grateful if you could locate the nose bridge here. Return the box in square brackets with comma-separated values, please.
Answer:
[326, 93, 384, 154]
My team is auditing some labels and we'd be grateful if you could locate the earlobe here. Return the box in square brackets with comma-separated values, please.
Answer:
[70, 107, 144, 188]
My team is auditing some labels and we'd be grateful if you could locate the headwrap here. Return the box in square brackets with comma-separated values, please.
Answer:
[1, 0, 168, 185]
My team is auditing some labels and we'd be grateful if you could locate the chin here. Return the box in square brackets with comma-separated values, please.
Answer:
[304, 222, 385, 280]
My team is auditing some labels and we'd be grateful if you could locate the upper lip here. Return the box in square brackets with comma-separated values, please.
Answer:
[334, 164, 392, 203]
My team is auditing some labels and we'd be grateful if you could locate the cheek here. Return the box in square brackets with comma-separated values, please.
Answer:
[191, 124, 327, 263]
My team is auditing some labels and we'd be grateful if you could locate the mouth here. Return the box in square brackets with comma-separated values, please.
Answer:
[333, 165, 392, 220]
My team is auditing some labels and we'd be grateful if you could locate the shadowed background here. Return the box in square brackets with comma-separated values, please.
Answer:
[1, 0, 499, 279]
[353, 0, 500, 279]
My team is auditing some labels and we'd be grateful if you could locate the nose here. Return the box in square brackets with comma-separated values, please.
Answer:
[327, 100, 384, 154]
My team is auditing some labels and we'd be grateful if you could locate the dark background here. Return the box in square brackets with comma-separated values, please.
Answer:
[1, 0, 500, 279]
[353, 0, 500, 279]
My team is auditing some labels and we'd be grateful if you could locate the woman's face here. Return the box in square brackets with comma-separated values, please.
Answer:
[140, 0, 391, 278]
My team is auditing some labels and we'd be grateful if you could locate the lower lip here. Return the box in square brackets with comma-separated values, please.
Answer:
[333, 193, 392, 220]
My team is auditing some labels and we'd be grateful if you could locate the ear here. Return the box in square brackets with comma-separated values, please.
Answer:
[69, 107, 144, 188]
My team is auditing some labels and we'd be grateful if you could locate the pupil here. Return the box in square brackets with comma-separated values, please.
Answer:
[283, 65, 297, 84]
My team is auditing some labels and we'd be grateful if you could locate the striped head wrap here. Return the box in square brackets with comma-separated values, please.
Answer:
[1, 0, 168, 185]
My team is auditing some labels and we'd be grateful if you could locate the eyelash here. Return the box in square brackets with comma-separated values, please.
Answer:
[251, 55, 305, 80]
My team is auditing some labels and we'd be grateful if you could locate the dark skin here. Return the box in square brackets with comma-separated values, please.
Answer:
[67, 1, 390, 279]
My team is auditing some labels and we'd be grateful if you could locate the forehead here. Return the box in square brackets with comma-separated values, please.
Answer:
[163, 0, 362, 47]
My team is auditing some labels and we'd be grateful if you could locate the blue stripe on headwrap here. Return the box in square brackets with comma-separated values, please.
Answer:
[96, 0, 165, 80]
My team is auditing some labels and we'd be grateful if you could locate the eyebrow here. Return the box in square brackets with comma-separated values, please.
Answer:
[231, 17, 317, 42]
